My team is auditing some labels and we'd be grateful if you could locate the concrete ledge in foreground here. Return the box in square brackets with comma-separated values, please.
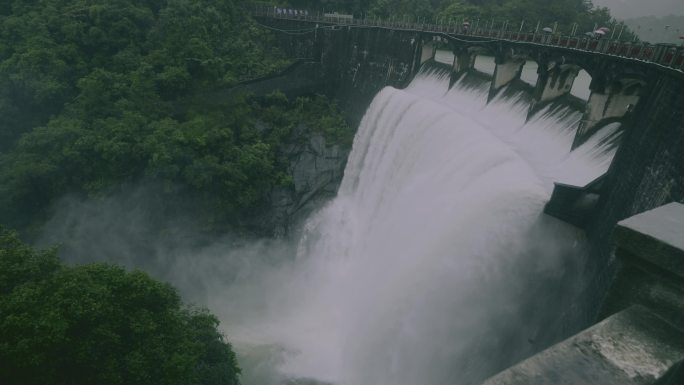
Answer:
[481, 305, 684, 385]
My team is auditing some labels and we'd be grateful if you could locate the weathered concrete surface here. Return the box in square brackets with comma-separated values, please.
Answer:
[583, 91, 635, 125]
[491, 58, 524, 91]
[583, 69, 684, 323]
[488, 57, 525, 101]
[256, 18, 420, 125]
[315, 26, 419, 126]
[489, 203, 684, 385]
[598, 203, 684, 328]
[524, 62, 581, 118]
[543, 178, 603, 229]
[573, 77, 645, 148]
[259, 19, 420, 122]
[451, 47, 474, 82]
[615, 202, 684, 278]
[420, 40, 436, 66]
[482, 306, 684, 385]
[537, 64, 579, 105]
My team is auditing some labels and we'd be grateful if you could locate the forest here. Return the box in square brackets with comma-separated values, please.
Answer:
[0, 227, 240, 385]
[0, 0, 352, 236]
[1, 0, 628, 384]
[1, 1, 350, 384]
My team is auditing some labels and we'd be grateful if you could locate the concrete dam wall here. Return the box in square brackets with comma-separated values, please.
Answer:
[260, 18, 684, 225]
[249, 16, 684, 384]
[257, 19, 422, 125]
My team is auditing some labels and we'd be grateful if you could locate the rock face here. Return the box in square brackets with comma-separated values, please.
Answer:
[266, 131, 349, 237]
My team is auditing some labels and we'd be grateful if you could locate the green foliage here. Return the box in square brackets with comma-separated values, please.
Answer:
[0, 0, 290, 151]
[0, 227, 240, 385]
[0, 0, 353, 233]
[438, 1, 483, 22]
[0, 90, 350, 232]
[367, 0, 435, 20]
[0, 228, 60, 294]
[260, 91, 354, 147]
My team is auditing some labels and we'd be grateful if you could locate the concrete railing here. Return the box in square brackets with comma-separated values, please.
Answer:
[250, 5, 684, 73]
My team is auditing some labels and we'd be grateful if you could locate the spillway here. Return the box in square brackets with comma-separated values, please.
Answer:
[233, 65, 620, 385]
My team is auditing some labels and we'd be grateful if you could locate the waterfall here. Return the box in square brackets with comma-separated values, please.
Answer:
[233, 66, 619, 385]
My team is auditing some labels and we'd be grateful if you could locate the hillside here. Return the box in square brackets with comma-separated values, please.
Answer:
[0, 0, 352, 236]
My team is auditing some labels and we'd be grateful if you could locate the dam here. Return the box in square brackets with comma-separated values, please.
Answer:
[230, 6, 684, 385]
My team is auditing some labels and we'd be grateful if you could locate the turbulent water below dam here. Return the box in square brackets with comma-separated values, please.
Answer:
[224, 66, 621, 385]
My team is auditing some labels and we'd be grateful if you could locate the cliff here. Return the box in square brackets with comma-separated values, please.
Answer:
[258, 129, 349, 237]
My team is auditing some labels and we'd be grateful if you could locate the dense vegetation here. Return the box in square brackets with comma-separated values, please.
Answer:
[286, 0, 635, 39]
[0, 1, 353, 381]
[0, 0, 352, 235]
[0, 227, 240, 385]
[0, 0, 287, 149]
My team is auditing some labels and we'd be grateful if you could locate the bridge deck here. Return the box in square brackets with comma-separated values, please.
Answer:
[251, 5, 684, 75]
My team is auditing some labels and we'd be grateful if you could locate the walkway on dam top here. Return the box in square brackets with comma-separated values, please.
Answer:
[251, 5, 684, 74]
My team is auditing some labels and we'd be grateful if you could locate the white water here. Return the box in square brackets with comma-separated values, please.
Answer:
[226, 67, 619, 385]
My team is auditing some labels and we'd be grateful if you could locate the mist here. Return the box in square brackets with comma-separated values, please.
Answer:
[34, 63, 621, 385]
[35, 182, 321, 384]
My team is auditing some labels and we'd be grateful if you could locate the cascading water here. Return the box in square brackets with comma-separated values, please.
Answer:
[228, 63, 620, 385]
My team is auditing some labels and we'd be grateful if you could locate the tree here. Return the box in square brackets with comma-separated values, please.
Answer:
[438, 1, 484, 22]
[0, 0, 300, 234]
[0, 227, 241, 385]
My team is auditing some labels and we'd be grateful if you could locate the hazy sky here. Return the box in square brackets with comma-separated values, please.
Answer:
[591, 0, 683, 19]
